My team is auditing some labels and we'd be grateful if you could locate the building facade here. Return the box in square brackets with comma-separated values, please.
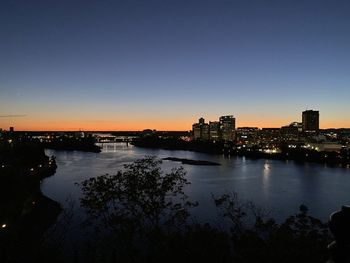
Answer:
[209, 121, 220, 141]
[219, 115, 236, 142]
[280, 122, 302, 140]
[192, 115, 236, 142]
[302, 110, 319, 133]
[192, 117, 209, 140]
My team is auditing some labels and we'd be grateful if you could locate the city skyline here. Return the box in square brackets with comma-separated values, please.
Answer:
[1, 0, 350, 131]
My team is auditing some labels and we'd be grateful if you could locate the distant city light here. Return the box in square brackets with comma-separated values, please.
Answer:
[264, 149, 279, 154]
[1, 224, 7, 229]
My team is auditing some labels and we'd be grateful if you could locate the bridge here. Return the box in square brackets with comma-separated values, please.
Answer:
[93, 133, 139, 143]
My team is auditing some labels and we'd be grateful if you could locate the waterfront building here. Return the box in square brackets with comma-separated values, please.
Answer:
[306, 142, 343, 153]
[219, 115, 236, 142]
[236, 127, 259, 137]
[201, 123, 210, 140]
[281, 122, 302, 140]
[209, 121, 220, 141]
[192, 123, 201, 140]
[192, 117, 209, 140]
[236, 127, 259, 145]
[193, 115, 236, 142]
[302, 110, 319, 133]
[259, 128, 281, 141]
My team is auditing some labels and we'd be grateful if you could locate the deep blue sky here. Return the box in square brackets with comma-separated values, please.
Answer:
[1, 0, 350, 130]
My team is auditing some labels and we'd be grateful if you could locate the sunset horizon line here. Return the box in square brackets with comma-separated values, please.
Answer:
[4, 125, 350, 132]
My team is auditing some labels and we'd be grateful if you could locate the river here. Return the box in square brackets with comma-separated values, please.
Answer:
[42, 143, 350, 225]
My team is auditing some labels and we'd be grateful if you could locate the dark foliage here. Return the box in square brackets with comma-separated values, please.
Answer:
[215, 193, 331, 263]
[80, 156, 197, 231]
[76, 157, 333, 263]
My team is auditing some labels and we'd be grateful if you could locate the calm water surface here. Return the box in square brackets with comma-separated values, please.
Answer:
[42, 143, 350, 223]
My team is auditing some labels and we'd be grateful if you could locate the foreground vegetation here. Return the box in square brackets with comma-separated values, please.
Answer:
[0, 140, 61, 263]
[62, 157, 333, 263]
[0, 155, 338, 262]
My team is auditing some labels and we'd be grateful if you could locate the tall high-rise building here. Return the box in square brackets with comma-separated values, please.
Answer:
[201, 123, 210, 140]
[192, 123, 202, 140]
[302, 110, 319, 132]
[219, 115, 236, 141]
[209, 121, 220, 141]
[192, 117, 209, 140]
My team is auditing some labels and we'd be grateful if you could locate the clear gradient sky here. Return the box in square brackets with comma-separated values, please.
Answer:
[1, 0, 350, 131]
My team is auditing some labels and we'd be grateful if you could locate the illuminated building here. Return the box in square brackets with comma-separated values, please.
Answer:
[209, 121, 220, 141]
[281, 122, 302, 140]
[192, 117, 209, 140]
[236, 127, 259, 145]
[219, 115, 236, 142]
[302, 110, 319, 133]
[193, 115, 236, 142]
[259, 128, 280, 141]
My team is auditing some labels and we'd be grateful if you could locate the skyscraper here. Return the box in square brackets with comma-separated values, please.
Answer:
[192, 117, 209, 140]
[219, 115, 236, 141]
[302, 110, 319, 133]
[209, 121, 220, 141]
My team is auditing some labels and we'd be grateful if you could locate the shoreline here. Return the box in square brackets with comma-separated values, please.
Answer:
[163, 157, 220, 166]
[131, 139, 350, 169]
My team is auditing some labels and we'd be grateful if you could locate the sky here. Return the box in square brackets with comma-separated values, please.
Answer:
[1, 0, 350, 131]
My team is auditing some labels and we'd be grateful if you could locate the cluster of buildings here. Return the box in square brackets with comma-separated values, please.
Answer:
[192, 115, 236, 142]
[192, 110, 320, 142]
[191, 110, 350, 152]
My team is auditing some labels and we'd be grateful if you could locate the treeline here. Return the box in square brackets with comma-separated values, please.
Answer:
[132, 136, 226, 154]
[42, 136, 101, 153]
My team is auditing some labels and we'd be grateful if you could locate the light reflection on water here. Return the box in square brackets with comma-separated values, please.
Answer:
[42, 143, 350, 224]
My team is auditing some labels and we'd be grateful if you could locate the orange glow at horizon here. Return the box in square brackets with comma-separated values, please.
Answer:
[1, 117, 350, 131]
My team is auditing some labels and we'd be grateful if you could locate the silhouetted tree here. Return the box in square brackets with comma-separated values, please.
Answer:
[80, 156, 196, 230]
[214, 193, 331, 263]
[79, 156, 198, 261]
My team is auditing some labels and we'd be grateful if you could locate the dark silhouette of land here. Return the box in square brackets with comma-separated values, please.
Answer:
[163, 157, 220, 166]
[42, 136, 101, 152]
[0, 138, 61, 262]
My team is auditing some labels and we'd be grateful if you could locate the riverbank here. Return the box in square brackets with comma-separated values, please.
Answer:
[163, 157, 220, 166]
[0, 141, 62, 262]
[132, 137, 350, 168]
[132, 137, 224, 154]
